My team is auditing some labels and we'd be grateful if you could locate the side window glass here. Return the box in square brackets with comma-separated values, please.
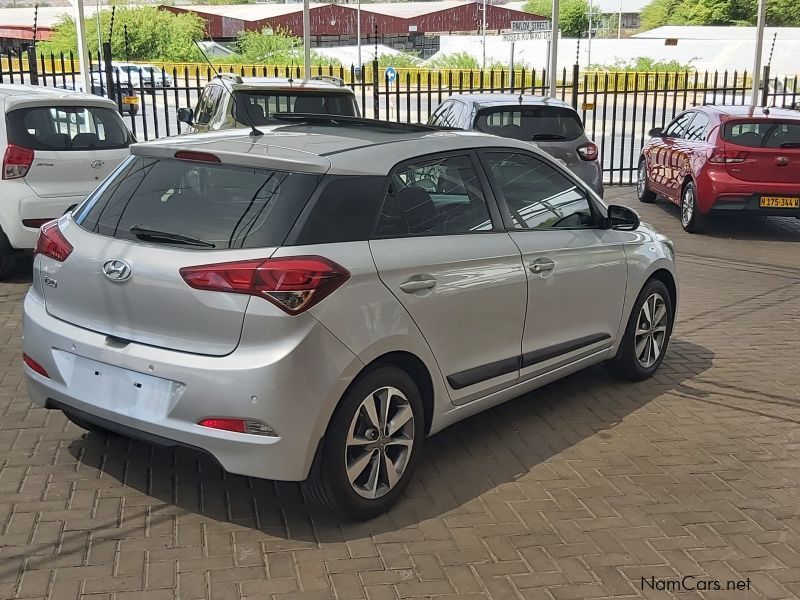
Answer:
[447, 102, 466, 128]
[664, 112, 694, 139]
[685, 113, 709, 141]
[427, 103, 449, 126]
[484, 152, 596, 230]
[194, 87, 212, 125]
[374, 155, 493, 238]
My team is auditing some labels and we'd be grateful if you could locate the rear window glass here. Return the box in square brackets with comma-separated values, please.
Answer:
[232, 91, 359, 126]
[474, 106, 584, 142]
[6, 106, 131, 151]
[74, 157, 322, 250]
[723, 121, 800, 148]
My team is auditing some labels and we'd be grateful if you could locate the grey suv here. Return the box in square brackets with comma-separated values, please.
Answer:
[23, 116, 677, 519]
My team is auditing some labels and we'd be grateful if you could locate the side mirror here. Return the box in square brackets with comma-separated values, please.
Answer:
[607, 205, 640, 231]
[648, 127, 664, 138]
[177, 108, 194, 125]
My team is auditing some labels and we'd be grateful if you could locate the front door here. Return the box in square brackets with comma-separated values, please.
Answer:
[369, 152, 528, 405]
[480, 150, 629, 381]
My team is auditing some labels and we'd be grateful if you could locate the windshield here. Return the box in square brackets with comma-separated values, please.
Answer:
[6, 105, 131, 151]
[723, 120, 800, 148]
[74, 157, 322, 249]
[232, 90, 359, 126]
[475, 106, 585, 142]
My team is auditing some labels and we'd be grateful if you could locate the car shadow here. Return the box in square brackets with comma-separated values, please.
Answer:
[63, 338, 714, 540]
[651, 197, 800, 242]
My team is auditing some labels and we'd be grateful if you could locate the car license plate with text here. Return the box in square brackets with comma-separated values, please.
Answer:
[760, 196, 799, 208]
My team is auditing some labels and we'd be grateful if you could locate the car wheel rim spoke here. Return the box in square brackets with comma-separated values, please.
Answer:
[635, 293, 668, 369]
[638, 165, 646, 195]
[346, 385, 415, 500]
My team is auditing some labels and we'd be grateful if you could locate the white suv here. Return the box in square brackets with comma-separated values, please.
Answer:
[0, 85, 132, 277]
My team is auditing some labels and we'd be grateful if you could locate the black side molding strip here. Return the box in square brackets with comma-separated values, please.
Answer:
[446, 333, 612, 391]
[447, 356, 520, 391]
[521, 333, 611, 368]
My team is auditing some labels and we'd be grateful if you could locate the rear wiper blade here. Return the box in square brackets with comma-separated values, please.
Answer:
[531, 133, 567, 140]
[130, 225, 215, 248]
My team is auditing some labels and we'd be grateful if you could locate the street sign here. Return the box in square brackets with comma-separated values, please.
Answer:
[511, 20, 551, 32]
[385, 66, 397, 84]
[502, 30, 554, 42]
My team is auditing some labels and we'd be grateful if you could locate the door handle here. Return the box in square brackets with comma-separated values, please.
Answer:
[529, 259, 555, 274]
[399, 278, 437, 293]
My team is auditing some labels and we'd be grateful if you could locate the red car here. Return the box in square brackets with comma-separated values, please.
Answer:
[637, 106, 800, 232]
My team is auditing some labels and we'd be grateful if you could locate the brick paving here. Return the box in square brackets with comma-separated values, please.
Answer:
[1, 189, 800, 600]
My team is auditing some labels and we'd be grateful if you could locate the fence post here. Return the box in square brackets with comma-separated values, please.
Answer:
[27, 47, 39, 86]
[103, 42, 115, 103]
[372, 58, 379, 119]
[571, 63, 579, 110]
[761, 64, 770, 107]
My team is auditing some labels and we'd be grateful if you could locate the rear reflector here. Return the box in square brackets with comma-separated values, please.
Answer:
[23, 353, 49, 378]
[709, 149, 748, 164]
[174, 151, 220, 163]
[3, 144, 34, 180]
[577, 141, 599, 161]
[23, 218, 56, 229]
[198, 418, 277, 436]
[180, 256, 350, 315]
[34, 221, 73, 262]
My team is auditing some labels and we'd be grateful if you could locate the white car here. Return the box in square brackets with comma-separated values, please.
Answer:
[0, 84, 133, 278]
[703, 76, 799, 110]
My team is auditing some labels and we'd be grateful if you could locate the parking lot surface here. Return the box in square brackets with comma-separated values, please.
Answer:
[1, 188, 799, 600]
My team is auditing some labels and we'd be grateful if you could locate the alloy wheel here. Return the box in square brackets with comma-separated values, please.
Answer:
[682, 185, 695, 227]
[345, 386, 415, 500]
[637, 163, 647, 197]
[635, 293, 668, 368]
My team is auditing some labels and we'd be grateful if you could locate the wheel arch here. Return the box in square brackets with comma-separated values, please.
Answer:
[648, 268, 678, 316]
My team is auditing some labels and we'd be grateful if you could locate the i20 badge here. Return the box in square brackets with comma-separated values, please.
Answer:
[90, 160, 105, 169]
[103, 259, 132, 282]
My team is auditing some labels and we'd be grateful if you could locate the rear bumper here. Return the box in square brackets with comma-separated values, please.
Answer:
[710, 194, 800, 217]
[22, 287, 362, 481]
[697, 168, 800, 215]
[0, 183, 85, 250]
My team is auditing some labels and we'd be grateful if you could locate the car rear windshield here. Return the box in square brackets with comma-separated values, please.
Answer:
[6, 105, 131, 151]
[74, 157, 322, 250]
[723, 120, 800, 148]
[232, 91, 359, 126]
[474, 106, 584, 141]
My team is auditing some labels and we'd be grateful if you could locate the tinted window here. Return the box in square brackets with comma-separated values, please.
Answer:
[194, 86, 215, 125]
[427, 103, 451, 127]
[664, 112, 694, 139]
[723, 120, 800, 148]
[6, 106, 131, 151]
[374, 155, 493, 237]
[474, 106, 584, 141]
[484, 152, 595, 230]
[232, 91, 359, 125]
[75, 157, 321, 250]
[685, 113, 709, 141]
[289, 175, 387, 245]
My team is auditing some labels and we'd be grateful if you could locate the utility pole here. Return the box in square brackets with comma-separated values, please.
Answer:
[617, 0, 622, 39]
[71, 0, 91, 93]
[587, 0, 593, 67]
[748, 0, 767, 115]
[303, 0, 311, 79]
[357, 0, 362, 77]
[481, 0, 487, 69]
[549, 0, 559, 97]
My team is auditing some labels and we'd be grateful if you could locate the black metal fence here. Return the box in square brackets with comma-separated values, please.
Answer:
[2, 48, 799, 185]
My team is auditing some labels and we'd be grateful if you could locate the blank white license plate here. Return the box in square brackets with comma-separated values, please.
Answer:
[54, 351, 178, 418]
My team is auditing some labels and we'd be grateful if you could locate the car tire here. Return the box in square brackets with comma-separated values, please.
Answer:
[606, 278, 674, 382]
[680, 181, 706, 233]
[63, 411, 112, 435]
[637, 159, 656, 203]
[303, 365, 425, 520]
[0, 229, 17, 280]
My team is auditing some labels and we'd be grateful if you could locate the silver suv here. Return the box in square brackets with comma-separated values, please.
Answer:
[23, 117, 677, 519]
[178, 74, 360, 133]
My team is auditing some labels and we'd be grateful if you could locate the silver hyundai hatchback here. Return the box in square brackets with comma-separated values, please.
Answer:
[23, 117, 677, 519]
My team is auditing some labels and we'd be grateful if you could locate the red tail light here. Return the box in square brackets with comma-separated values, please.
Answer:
[198, 418, 277, 436]
[34, 221, 73, 262]
[23, 353, 50, 378]
[577, 141, 599, 161]
[3, 144, 34, 179]
[709, 148, 748, 164]
[174, 151, 220, 163]
[180, 256, 350, 315]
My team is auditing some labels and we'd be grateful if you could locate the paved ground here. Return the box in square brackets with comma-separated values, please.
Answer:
[1, 189, 799, 600]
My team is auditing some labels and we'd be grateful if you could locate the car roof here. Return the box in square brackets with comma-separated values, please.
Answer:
[0, 84, 118, 111]
[699, 105, 800, 120]
[448, 93, 574, 110]
[215, 76, 353, 93]
[131, 124, 546, 176]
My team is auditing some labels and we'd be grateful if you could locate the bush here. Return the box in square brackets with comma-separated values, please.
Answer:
[588, 57, 696, 72]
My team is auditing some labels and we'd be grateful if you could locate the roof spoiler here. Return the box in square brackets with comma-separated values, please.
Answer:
[310, 75, 345, 87]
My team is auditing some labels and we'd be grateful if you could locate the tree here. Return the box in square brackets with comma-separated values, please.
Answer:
[232, 28, 336, 65]
[39, 6, 205, 62]
[640, 0, 800, 29]
[523, 0, 602, 37]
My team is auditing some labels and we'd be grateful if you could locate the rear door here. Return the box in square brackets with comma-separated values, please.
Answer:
[41, 155, 322, 356]
[369, 152, 527, 405]
[6, 105, 131, 198]
[721, 119, 800, 185]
